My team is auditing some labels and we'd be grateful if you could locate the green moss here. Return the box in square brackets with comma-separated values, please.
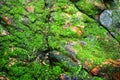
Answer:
[76, 0, 100, 17]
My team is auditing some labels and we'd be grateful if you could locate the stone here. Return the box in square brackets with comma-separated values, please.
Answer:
[64, 44, 80, 64]
[99, 10, 112, 29]
[79, 41, 87, 47]
[49, 50, 80, 70]
[99, 9, 120, 42]
[58, 74, 71, 80]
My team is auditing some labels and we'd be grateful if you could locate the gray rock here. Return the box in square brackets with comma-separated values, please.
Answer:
[100, 9, 120, 42]
[64, 44, 77, 55]
[64, 76, 71, 80]
[79, 41, 87, 47]
[99, 10, 112, 29]
[49, 51, 80, 70]
[64, 44, 80, 64]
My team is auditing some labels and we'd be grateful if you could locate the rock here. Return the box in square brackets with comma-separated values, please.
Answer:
[58, 74, 81, 80]
[64, 44, 80, 64]
[58, 74, 71, 80]
[64, 44, 77, 55]
[99, 10, 112, 29]
[1, 0, 119, 79]
[99, 9, 120, 42]
[89, 66, 100, 76]
[49, 50, 80, 70]
[79, 41, 87, 47]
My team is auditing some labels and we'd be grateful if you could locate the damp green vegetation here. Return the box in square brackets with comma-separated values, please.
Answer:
[0, 0, 120, 80]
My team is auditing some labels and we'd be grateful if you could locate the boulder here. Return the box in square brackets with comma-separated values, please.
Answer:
[99, 9, 120, 42]
[99, 10, 112, 29]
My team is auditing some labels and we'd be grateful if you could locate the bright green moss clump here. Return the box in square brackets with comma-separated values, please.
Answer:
[75, 0, 105, 18]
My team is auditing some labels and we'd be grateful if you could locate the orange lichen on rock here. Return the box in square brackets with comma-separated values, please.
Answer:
[89, 66, 101, 76]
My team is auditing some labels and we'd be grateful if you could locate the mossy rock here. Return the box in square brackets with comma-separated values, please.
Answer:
[0, 0, 120, 80]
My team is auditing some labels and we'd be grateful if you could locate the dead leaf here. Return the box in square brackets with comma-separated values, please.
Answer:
[102, 59, 120, 67]
[90, 66, 100, 76]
